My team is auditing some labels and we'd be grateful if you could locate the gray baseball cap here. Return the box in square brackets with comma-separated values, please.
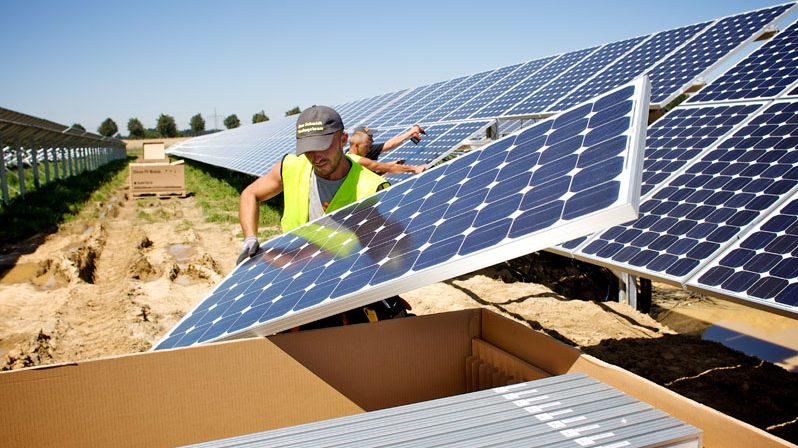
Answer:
[295, 105, 344, 154]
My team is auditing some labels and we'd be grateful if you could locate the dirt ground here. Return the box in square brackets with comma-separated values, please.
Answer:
[1, 184, 797, 443]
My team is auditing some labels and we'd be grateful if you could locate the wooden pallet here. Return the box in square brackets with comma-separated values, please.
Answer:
[130, 189, 186, 198]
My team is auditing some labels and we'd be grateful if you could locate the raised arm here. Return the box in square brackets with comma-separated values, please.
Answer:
[382, 124, 424, 152]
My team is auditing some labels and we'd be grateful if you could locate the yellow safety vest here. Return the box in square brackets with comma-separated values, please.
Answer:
[280, 153, 389, 232]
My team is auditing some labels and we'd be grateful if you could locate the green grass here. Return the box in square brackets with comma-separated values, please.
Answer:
[0, 157, 132, 243]
[181, 158, 282, 240]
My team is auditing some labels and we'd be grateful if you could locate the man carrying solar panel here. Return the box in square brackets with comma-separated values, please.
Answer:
[237, 105, 411, 328]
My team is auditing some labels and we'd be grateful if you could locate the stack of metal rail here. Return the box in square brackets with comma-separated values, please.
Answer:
[185, 373, 702, 448]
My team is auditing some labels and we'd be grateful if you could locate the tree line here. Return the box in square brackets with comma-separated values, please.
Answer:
[88, 106, 303, 140]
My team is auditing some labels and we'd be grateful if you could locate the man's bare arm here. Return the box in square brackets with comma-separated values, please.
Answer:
[239, 161, 284, 238]
[382, 124, 423, 152]
[356, 156, 425, 175]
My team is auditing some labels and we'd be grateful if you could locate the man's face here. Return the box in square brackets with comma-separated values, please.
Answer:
[348, 132, 372, 157]
[304, 131, 347, 178]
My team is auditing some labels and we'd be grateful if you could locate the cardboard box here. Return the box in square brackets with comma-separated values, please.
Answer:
[0, 309, 793, 447]
[142, 142, 166, 160]
[129, 161, 185, 196]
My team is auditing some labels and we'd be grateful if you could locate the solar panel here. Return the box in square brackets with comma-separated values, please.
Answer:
[152, 77, 650, 350]
[382, 120, 494, 184]
[550, 21, 711, 112]
[649, 3, 796, 107]
[471, 47, 598, 119]
[504, 37, 648, 117]
[440, 57, 557, 122]
[639, 102, 765, 196]
[395, 70, 494, 125]
[574, 99, 798, 286]
[689, 194, 798, 316]
[382, 76, 471, 126]
[168, 116, 298, 176]
[186, 373, 701, 448]
[407, 64, 524, 124]
[345, 89, 408, 127]
[688, 15, 798, 103]
[368, 82, 447, 128]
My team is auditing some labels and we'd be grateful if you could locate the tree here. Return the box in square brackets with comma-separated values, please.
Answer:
[71, 123, 86, 131]
[224, 114, 240, 129]
[252, 110, 269, 124]
[156, 114, 178, 137]
[190, 113, 206, 136]
[97, 118, 118, 137]
[285, 106, 301, 116]
[127, 118, 145, 139]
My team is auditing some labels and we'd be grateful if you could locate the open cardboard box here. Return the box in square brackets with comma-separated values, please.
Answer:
[1, 309, 793, 447]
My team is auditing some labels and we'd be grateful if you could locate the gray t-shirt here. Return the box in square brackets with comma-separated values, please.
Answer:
[309, 171, 346, 221]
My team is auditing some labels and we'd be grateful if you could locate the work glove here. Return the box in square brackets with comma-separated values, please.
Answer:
[236, 236, 259, 265]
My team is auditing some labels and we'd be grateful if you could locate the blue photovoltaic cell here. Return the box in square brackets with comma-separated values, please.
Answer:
[506, 37, 647, 117]
[689, 16, 798, 103]
[167, 116, 297, 177]
[551, 21, 711, 112]
[650, 4, 794, 105]
[552, 102, 762, 255]
[578, 100, 798, 282]
[419, 64, 524, 123]
[383, 121, 491, 184]
[337, 93, 389, 126]
[370, 81, 447, 128]
[397, 71, 494, 125]
[388, 76, 476, 127]
[499, 119, 530, 136]
[376, 123, 458, 164]
[153, 78, 649, 350]
[351, 85, 425, 127]
[640, 103, 763, 196]
[345, 89, 407, 127]
[441, 57, 556, 121]
[471, 47, 597, 119]
[690, 196, 798, 313]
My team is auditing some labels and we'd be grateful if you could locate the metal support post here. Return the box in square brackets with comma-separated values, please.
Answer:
[43, 141, 51, 184]
[68, 145, 74, 177]
[31, 138, 40, 189]
[60, 146, 67, 178]
[638, 277, 652, 314]
[15, 137, 26, 196]
[0, 135, 9, 203]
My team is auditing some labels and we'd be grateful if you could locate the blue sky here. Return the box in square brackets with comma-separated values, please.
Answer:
[0, 0, 792, 133]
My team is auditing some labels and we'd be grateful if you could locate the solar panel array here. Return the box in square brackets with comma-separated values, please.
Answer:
[187, 373, 701, 448]
[165, 4, 798, 318]
[154, 78, 650, 349]
[554, 19, 798, 316]
[687, 17, 798, 103]
[168, 4, 792, 181]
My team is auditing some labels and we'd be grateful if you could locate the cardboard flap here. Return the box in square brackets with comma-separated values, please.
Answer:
[0, 338, 362, 448]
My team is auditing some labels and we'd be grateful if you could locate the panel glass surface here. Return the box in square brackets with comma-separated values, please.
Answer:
[551, 22, 711, 111]
[578, 100, 798, 282]
[397, 70, 494, 125]
[419, 64, 524, 123]
[369, 81, 448, 128]
[505, 37, 647, 117]
[382, 121, 492, 184]
[471, 47, 597, 119]
[441, 57, 557, 121]
[688, 16, 798, 103]
[641, 102, 764, 196]
[690, 195, 798, 314]
[154, 79, 649, 350]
